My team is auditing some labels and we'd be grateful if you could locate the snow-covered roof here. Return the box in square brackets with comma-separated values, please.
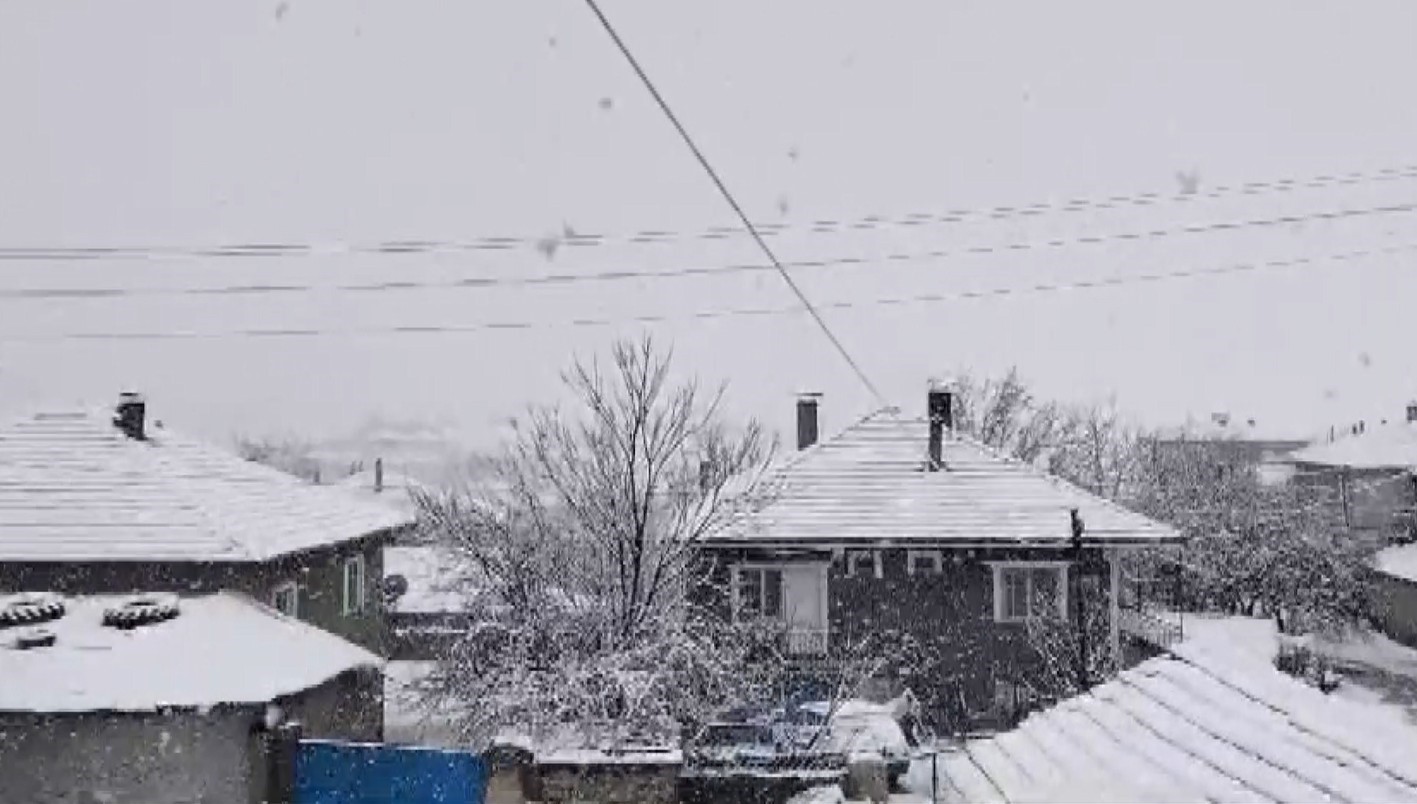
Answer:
[935, 618, 1417, 803]
[1374, 543, 1417, 584]
[1286, 422, 1417, 470]
[337, 467, 427, 515]
[707, 410, 1178, 546]
[0, 591, 381, 713]
[384, 545, 477, 614]
[0, 408, 416, 562]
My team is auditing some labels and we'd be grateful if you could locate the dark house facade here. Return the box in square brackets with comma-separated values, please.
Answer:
[0, 394, 416, 652]
[697, 387, 1181, 731]
[1279, 402, 1417, 542]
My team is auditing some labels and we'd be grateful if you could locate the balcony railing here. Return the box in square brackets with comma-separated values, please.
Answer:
[784, 628, 830, 656]
[1118, 606, 1184, 650]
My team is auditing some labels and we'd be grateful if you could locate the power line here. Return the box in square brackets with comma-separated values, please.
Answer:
[3, 201, 1413, 301]
[8, 242, 1408, 343]
[2, 165, 1415, 263]
[577, 0, 885, 405]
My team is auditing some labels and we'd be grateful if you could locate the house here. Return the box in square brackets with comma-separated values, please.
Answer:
[0, 589, 382, 804]
[1369, 543, 1417, 648]
[696, 387, 1181, 731]
[0, 393, 417, 652]
[928, 616, 1417, 802]
[1280, 402, 1417, 540]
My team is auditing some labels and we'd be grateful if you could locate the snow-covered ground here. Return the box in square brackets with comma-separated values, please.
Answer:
[383, 660, 465, 748]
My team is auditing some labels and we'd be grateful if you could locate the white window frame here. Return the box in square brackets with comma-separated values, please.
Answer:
[730, 562, 830, 654]
[906, 549, 943, 576]
[272, 580, 299, 617]
[731, 564, 786, 622]
[342, 555, 366, 616]
[988, 561, 1069, 623]
[845, 549, 882, 579]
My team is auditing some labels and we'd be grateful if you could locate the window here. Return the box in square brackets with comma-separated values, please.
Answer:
[272, 581, 299, 617]
[907, 550, 943, 576]
[735, 567, 783, 619]
[342, 555, 366, 615]
[846, 550, 881, 579]
[992, 564, 1067, 622]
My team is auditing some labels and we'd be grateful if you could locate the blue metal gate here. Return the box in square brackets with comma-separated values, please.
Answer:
[294, 740, 487, 804]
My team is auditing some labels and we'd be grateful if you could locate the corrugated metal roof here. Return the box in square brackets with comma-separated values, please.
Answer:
[708, 409, 1177, 546]
[934, 630, 1417, 803]
[0, 409, 415, 562]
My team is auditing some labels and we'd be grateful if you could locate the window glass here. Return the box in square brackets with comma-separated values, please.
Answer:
[1003, 568, 1029, 620]
[850, 550, 877, 578]
[343, 557, 366, 615]
[273, 583, 298, 617]
[737, 568, 763, 617]
[1031, 568, 1059, 617]
[762, 569, 783, 618]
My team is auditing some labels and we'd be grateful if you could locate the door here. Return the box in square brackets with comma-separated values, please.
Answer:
[781, 565, 827, 654]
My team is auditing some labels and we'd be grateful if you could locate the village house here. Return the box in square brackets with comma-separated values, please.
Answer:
[0, 589, 382, 804]
[0, 393, 417, 652]
[696, 386, 1181, 731]
[1279, 402, 1417, 541]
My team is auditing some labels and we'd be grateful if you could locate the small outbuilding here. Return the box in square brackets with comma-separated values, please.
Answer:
[0, 590, 383, 804]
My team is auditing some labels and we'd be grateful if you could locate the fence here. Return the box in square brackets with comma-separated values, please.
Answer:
[294, 739, 487, 804]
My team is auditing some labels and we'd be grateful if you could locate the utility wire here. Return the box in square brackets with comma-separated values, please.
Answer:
[7, 242, 1409, 343]
[2, 165, 1416, 262]
[3, 200, 1412, 301]
[577, 0, 884, 405]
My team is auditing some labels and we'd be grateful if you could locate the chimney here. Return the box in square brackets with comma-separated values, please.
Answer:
[928, 380, 955, 472]
[113, 392, 146, 440]
[698, 459, 713, 493]
[796, 393, 822, 451]
[1407, 401, 1417, 424]
[374, 458, 384, 493]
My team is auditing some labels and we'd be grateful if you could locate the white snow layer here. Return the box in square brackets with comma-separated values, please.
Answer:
[1374, 543, 1417, 584]
[929, 616, 1417, 802]
[0, 591, 381, 712]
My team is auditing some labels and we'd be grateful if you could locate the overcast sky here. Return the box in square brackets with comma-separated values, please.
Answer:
[2, 1, 1415, 450]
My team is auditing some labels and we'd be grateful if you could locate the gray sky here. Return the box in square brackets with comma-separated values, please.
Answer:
[2, 0, 1415, 450]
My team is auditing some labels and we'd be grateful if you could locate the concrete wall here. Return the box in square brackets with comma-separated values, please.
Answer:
[0, 673, 381, 804]
[1368, 571, 1417, 648]
[0, 534, 395, 652]
[697, 545, 1111, 732]
[280, 669, 385, 743]
[0, 709, 259, 804]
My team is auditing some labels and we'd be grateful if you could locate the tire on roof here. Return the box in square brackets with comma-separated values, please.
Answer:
[0, 593, 67, 628]
[102, 593, 181, 630]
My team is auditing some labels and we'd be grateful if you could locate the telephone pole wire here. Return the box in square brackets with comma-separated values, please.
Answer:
[579, 0, 887, 406]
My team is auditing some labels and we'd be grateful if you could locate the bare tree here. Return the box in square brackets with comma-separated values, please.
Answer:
[234, 435, 322, 482]
[414, 335, 779, 749]
[1130, 436, 1373, 636]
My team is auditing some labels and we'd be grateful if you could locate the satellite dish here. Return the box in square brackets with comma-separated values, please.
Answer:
[382, 574, 409, 603]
